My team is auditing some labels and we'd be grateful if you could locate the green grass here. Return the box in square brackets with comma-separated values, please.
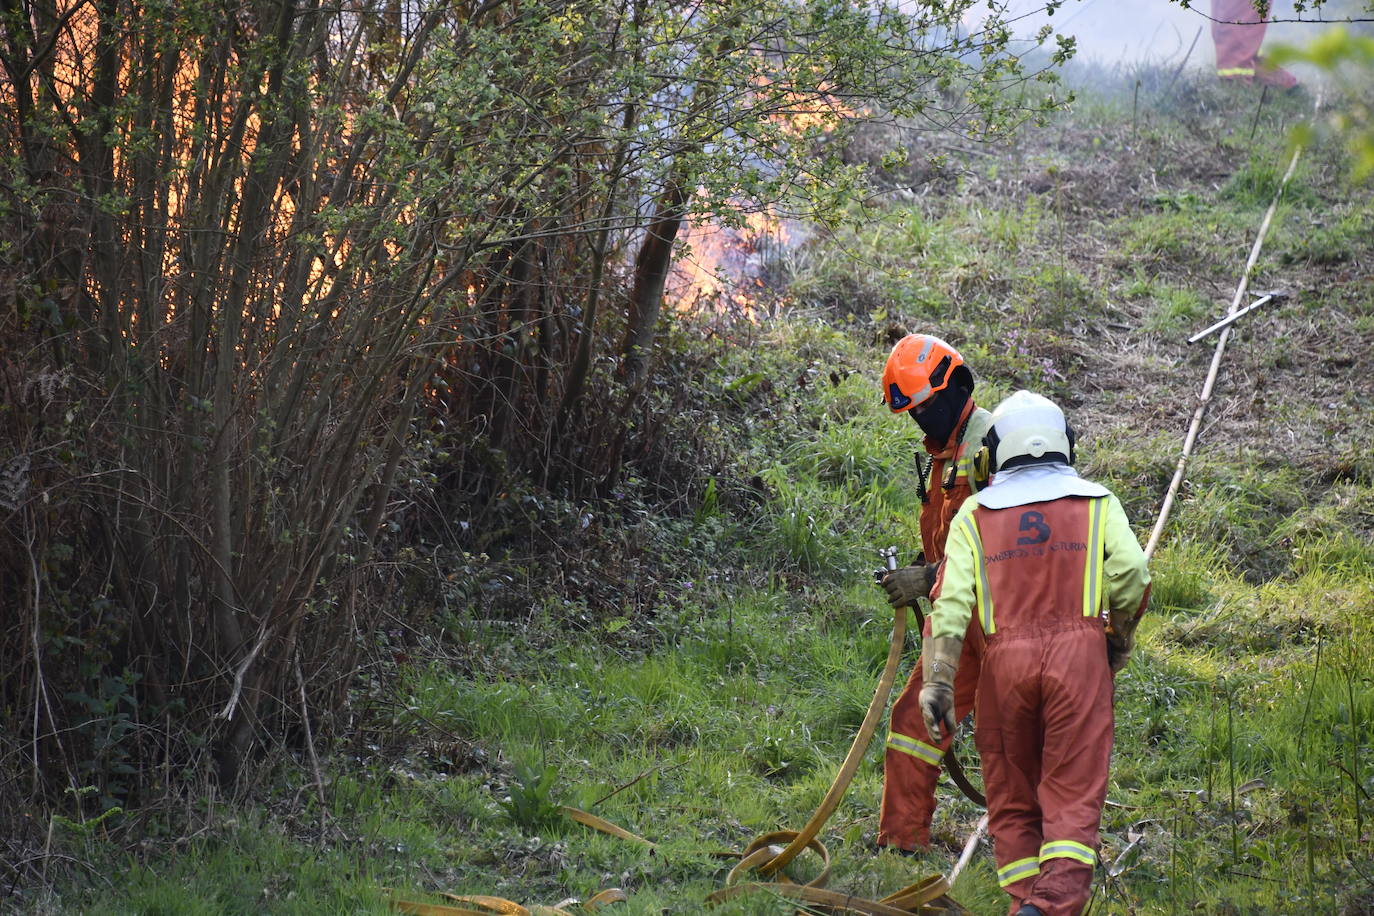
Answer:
[1143, 285, 1211, 334]
[1278, 204, 1373, 266]
[31, 68, 1374, 916]
[64, 811, 405, 915]
[57, 535, 1370, 913]
[785, 201, 1046, 325]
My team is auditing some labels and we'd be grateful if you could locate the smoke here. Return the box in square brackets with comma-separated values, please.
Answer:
[970, 0, 1206, 66]
[962, 0, 1347, 74]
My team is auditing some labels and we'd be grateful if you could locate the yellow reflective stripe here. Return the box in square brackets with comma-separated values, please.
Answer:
[962, 513, 994, 634]
[886, 732, 945, 767]
[1040, 840, 1096, 865]
[997, 856, 1041, 887]
[1082, 497, 1107, 618]
[1217, 67, 1256, 76]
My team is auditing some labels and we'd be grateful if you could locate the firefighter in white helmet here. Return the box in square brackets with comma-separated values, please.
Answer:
[922, 390, 1151, 916]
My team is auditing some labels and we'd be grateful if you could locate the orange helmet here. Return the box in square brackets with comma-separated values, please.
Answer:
[881, 334, 965, 413]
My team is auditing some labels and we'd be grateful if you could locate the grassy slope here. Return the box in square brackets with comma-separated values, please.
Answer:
[35, 73, 1374, 915]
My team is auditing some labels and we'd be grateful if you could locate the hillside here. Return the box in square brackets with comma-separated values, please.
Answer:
[19, 68, 1374, 916]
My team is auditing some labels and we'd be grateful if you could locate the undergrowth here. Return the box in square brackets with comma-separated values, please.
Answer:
[16, 66, 1374, 916]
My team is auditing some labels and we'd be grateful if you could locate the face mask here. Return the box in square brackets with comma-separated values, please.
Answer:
[912, 386, 969, 446]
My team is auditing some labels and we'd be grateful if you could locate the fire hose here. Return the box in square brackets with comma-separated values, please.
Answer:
[702, 579, 972, 914]
[393, 85, 1322, 916]
[555, 554, 973, 915]
[569, 565, 969, 914]
[392, 596, 965, 915]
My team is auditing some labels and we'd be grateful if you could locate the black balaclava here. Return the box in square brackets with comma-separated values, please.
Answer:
[912, 369, 972, 447]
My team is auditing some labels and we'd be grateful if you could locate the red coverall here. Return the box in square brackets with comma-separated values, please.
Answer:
[877, 397, 990, 851]
[1212, 0, 1298, 88]
[935, 492, 1150, 915]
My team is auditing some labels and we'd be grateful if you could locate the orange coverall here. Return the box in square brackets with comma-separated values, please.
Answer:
[1212, 0, 1298, 88]
[877, 397, 990, 851]
[933, 487, 1151, 916]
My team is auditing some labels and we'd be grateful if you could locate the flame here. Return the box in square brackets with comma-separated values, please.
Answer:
[665, 61, 844, 318]
[667, 205, 800, 320]
[751, 73, 863, 136]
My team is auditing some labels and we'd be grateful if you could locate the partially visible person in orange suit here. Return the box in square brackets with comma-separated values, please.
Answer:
[875, 333, 993, 853]
[1212, 0, 1299, 88]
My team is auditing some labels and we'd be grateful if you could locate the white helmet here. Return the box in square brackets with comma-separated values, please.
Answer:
[984, 390, 1075, 472]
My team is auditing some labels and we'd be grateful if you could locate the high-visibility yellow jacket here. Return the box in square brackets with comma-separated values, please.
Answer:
[931, 465, 1150, 642]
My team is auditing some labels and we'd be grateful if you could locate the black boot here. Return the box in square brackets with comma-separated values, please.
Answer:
[1013, 906, 1044, 916]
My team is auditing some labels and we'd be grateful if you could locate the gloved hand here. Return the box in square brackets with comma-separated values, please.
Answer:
[1106, 629, 1134, 673]
[920, 635, 963, 741]
[919, 681, 956, 742]
[881, 563, 937, 608]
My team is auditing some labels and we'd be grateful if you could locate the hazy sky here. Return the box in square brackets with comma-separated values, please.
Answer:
[964, 0, 1343, 68]
[992, 0, 1207, 63]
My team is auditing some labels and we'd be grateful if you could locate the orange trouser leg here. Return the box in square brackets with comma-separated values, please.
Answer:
[878, 616, 980, 850]
[977, 634, 1045, 906]
[1024, 628, 1113, 916]
[1211, 0, 1265, 76]
[978, 625, 1113, 916]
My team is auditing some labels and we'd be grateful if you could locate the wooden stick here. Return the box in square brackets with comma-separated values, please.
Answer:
[946, 814, 989, 889]
[1164, 27, 1204, 95]
[295, 657, 328, 833]
[1144, 93, 1320, 560]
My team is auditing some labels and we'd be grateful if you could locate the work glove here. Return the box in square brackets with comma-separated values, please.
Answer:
[920, 636, 963, 741]
[881, 563, 937, 608]
[1106, 628, 1134, 674]
[919, 681, 956, 743]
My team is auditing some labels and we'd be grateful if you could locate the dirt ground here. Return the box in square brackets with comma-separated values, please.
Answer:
[956, 78, 1369, 492]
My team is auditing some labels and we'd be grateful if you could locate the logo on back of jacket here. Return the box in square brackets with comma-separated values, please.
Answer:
[985, 510, 1086, 563]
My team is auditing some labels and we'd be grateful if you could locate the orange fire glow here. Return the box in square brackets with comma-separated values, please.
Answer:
[667, 206, 799, 320]
[11, 1, 417, 361]
[752, 73, 864, 137]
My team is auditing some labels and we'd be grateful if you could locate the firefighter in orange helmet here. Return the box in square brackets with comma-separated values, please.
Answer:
[876, 333, 993, 852]
[921, 391, 1151, 916]
[1212, 0, 1298, 89]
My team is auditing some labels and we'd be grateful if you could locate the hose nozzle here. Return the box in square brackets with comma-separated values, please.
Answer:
[874, 545, 899, 583]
